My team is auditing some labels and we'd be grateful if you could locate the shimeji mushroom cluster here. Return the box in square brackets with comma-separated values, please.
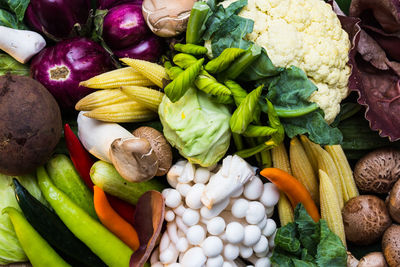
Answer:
[150, 155, 280, 267]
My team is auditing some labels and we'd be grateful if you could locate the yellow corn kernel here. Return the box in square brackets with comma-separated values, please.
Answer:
[319, 169, 347, 247]
[121, 86, 164, 112]
[120, 58, 168, 88]
[299, 135, 318, 172]
[325, 145, 359, 202]
[79, 67, 154, 89]
[300, 135, 344, 209]
[75, 89, 131, 111]
[84, 101, 157, 123]
[271, 142, 294, 225]
[290, 137, 319, 205]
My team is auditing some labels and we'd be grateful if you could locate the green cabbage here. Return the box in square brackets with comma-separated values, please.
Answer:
[159, 87, 231, 167]
[0, 173, 47, 264]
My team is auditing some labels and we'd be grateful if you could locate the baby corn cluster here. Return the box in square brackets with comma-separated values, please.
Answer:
[271, 135, 359, 247]
[76, 58, 168, 123]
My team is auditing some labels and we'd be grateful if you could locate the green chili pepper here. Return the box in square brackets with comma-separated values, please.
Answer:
[173, 53, 198, 69]
[36, 166, 133, 267]
[164, 58, 204, 102]
[186, 1, 211, 44]
[195, 70, 231, 96]
[205, 48, 245, 74]
[2, 207, 71, 267]
[174, 43, 208, 55]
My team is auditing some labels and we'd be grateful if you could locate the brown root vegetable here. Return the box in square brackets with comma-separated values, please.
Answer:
[342, 195, 392, 245]
[0, 75, 62, 175]
[132, 126, 172, 176]
[382, 224, 400, 267]
[388, 179, 400, 223]
[358, 252, 388, 267]
[142, 0, 196, 37]
[354, 148, 400, 194]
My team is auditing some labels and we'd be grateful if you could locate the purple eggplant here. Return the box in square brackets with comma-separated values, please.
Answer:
[99, 0, 142, 9]
[102, 3, 150, 50]
[113, 35, 163, 62]
[30, 37, 113, 110]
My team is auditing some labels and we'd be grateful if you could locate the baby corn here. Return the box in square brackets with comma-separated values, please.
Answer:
[290, 137, 319, 205]
[325, 145, 359, 202]
[299, 135, 318, 172]
[75, 89, 131, 111]
[83, 101, 157, 123]
[319, 169, 347, 247]
[121, 86, 164, 112]
[120, 58, 168, 88]
[79, 67, 154, 89]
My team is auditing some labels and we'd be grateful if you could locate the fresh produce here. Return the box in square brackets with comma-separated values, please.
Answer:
[357, 252, 388, 267]
[46, 154, 96, 218]
[388, 179, 400, 223]
[25, 0, 91, 40]
[122, 86, 164, 112]
[348, 0, 400, 141]
[98, 0, 142, 9]
[93, 186, 139, 251]
[151, 156, 279, 266]
[271, 204, 347, 266]
[354, 148, 400, 193]
[13, 179, 106, 267]
[0, 75, 62, 175]
[259, 168, 320, 223]
[382, 224, 400, 267]
[0, 26, 45, 63]
[113, 35, 163, 62]
[0, 174, 47, 264]
[0, 53, 30, 76]
[37, 166, 133, 267]
[159, 87, 231, 167]
[3, 207, 70, 267]
[30, 37, 113, 109]
[90, 161, 165, 205]
[142, 0, 196, 37]
[342, 195, 392, 245]
[185, 1, 211, 44]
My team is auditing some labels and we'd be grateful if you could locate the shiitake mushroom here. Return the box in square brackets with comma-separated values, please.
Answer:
[382, 224, 400, 267]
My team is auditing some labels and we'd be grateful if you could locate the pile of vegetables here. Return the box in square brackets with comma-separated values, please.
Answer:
[1, 0, 400, 266]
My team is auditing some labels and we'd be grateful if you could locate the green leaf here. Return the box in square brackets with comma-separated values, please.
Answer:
[0, 8, 27, 29]
[224, 80, 248, 107]
[173, 53, 198, 69]
[195, 70, 231, 96]
[0, 53, 30, 76]
[275, 222, 301, 254]
[235, 142, 271, 158]
[295, 203, 321, 257]
[230, 85, 262, 134]
[205, 48, 245, 74]
[164, 58, 204, 103]
[316, 220, 347, 267]
[166, 66, 184, 80]
[208, 94, 233, 105]
[174, 44, 208, 56]
[242, 125, 277, 137]
[0, 0, 29, 21]
[239, 49, 282, 81]
[265, 99, 285, 145]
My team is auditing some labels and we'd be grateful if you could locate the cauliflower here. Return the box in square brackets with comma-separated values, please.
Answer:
[222, 0, 351, 123]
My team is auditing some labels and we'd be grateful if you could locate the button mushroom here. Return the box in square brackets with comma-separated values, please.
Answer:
[388, 179, 400, 223]
[358, 252, 388, 267]
[342, 195, 392, 245]
[382, 224, 400, 267]
[354, 148, 400, 194]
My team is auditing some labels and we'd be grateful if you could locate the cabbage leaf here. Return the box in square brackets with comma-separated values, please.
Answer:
[0, 54, 30, 76]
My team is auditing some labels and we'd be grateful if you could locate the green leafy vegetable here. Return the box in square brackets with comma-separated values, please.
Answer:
[235, 141, 273, 158]
[209, 94, 234, 105]
[186, 1, 211, 44]
[0, 0, 29, 21]
[195, 70, 231, 96]
[271, 204, 347, 267]
[230, 85, 262, 134]
[242, 125, 277, 137]
[166, 66, 184, 80]
[239, 49, 282, 81]
[266, 99, 285, 145]
[174, 43, 208, 56]
[0, 8, 27, 29]
[0, 53, 30, 76]
[173, 53, 198, 69]
[224, 80, 248, 106]
[164, 58, 204, 102]
[205, 48, 245, 74]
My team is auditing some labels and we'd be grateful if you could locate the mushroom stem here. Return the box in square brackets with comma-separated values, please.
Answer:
[0, 26, 46, 63]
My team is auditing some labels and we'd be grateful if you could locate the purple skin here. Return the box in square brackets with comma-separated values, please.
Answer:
[30, 37, 113, 110]
[25, 0, 91, 39]
[102, 3, 150, 50]
[113, 35, 164, 62]
[98, 0, 142, 10]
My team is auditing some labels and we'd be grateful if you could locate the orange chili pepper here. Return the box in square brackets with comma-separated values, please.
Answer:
[93, 186, 140, 251]
[260, 167, 320, 222]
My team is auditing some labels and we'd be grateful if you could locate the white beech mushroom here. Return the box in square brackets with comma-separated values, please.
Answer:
[358, 252, 388, 267]
[0, 26, 46, 63]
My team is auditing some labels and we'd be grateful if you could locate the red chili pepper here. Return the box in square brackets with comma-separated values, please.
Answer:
[64, 123, 136, 224]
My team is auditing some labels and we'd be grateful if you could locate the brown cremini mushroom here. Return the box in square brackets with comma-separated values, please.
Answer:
[388, 179, 400, 223]
[358, 252, 388, 267]
[354, 148, 400, 194]
[142, 0, 196, 37]
[342, 195, 392, 245]
[132, 126, 172, 176]
[382, 224, 400, 267]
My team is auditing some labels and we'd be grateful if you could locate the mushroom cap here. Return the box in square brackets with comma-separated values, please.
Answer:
[109, 136, 158, 182]
[133, 126, 172, 176]
[342, 195, 392, 245]
[388, 179, 400, 223]
[354, 148, 400, 194]
[346, 251, 359, 267]
[142, 0, 196, 37]
[382, 224, 400, 267]
[358, 252, 388, 267]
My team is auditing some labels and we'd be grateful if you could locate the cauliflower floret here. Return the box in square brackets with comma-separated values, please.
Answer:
[222, 0, 351, 123]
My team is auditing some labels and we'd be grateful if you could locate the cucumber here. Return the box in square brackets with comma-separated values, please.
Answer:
[13, 179, 106, 267]
[46, 154, 97, 219]
[90, 161, 166, 205]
